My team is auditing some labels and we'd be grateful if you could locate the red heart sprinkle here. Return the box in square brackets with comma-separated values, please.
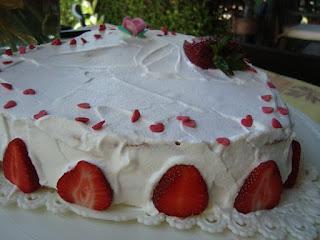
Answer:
[176, 116, 190, 121]
[4, 49, 13, 56]
[51, 39, 62, 46]
[3, 100, 17, 109]
[161, 26, 169, 35]
[277, 107, 289, 115]
[216, 137, 231, 146]
[131, 109, 141, 123]
[272, 118, 282, 128]
[241, 115, 253, 127]
[75, 117, 90, 124]
[29, 44, 36, 49]
[1, 83, 13, 90]
[23, 88, 36, 95]
[267, 81, 276, 89]
[33, 110, 48, 120]
[19, 46, 26, 54]
[3, 61, 13, 65]
[261, 106, 274, 114]
[81, 38, 88, 44]
[149, 123, 165, 133]
[94, 34, 102, 39]
[70, 39, 77, 45]
[99, 24, 106, 31]
[261, 95, 272, 102]
[77, 103, 91, 109]
[92, 120, 105, 130]
[182, 119, 196, 128]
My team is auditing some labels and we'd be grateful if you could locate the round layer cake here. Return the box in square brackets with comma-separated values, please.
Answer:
[0, 22, 298, 217]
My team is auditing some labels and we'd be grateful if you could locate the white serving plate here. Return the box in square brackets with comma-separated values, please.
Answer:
[0, 106, 319, 240]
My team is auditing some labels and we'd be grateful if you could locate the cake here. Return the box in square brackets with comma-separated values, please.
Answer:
[0, 17, 301, 219]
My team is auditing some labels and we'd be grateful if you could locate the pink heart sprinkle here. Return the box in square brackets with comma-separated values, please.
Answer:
[261, 106, 274, 114]
[122, 16, 146, 36]
[4, 49, 13, 56]
[1, 83, 13, 90]
[277, 107, 289, 115]
[241, 115, 253, 127]
[131, 109, 141, 123]
[92, 120, 105, 130]
[3, 100, 17, 109]
[81, 38, 88, 44]
[29, 44, 36, 49]
[19, 46, 26, 54]
[23, 88, 36, 95]
[99, 24, 106, 31]
[94, 34, 102, 39]
[75, 117, 90, 124]
[176, 116, 190, 121]
[33, 110, 48, 120]
[3, 61, 13, 65]
[51, 39, 62, 46]
[77, 103, 91, 109]
[182, 119, 196, 128]
[267, 81, 276, 89]
[272, 118, 282, 128]
[69, 39, 77, 45]
[149, 123, 165, 133]
[261, 95, 272, 102]
[216, 137, 231, 146]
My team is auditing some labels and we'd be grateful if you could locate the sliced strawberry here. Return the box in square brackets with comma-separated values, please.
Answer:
[234, 160, 283, 214]
[3, 138, 41, 193]
[152, 164, 208, 218]
[57, 160, 113, 211]
[183, 38, 215, 69]
[284, 140, 301, 188]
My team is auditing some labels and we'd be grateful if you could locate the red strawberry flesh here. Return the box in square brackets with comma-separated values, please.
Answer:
[284, 140, 301, 188]
[234, 160, 283, 214]
[3, 138, 41, 193]
[152, 164, 208, 218]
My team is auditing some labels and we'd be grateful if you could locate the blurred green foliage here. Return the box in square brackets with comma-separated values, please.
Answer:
[61, 0, 229, 36]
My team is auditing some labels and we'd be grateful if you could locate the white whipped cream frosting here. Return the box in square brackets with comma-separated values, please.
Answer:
[0, 26, 293, 212]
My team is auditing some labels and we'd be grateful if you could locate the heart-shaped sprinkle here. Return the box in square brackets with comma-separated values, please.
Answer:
[272, 118, 282, 128]
[4, 49, 13, 56]
[277, 107, 289, 115]
[94, 34, 102, 39]
[149, 123, 165, 133]
[241, 115, 253, 127]
[19, 46, 26, 54]
[182, 119, 197, 128]
[267, 81, 276, 89]
[92, 120, 105, 130]
[81, 38, 88, 44]
[77, 103, 91, 109]
[75, 117, 90, 124]
[23, 88, 36, 95]
[29, 44, 36, 49]
[261, 95, 272, 102]
[3, 61, 13, 65]
[1, 83, 13, 90]
[33, 110, 48, 119]
[161, 26, 169, 35]
[99, 24, 106, 31]
[176, 116, 190, 121]
[51, 39, 62, 46]
[3, 100, 17, 109]
[261, 106, 274, 114]
[122, 16, 146, 36]
[216, 137, 231, 146]
[131, 109, 141, 123]
[69, 39, 77, 45]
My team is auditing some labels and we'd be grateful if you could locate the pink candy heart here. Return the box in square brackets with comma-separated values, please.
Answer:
[122, 16, 146, 36]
